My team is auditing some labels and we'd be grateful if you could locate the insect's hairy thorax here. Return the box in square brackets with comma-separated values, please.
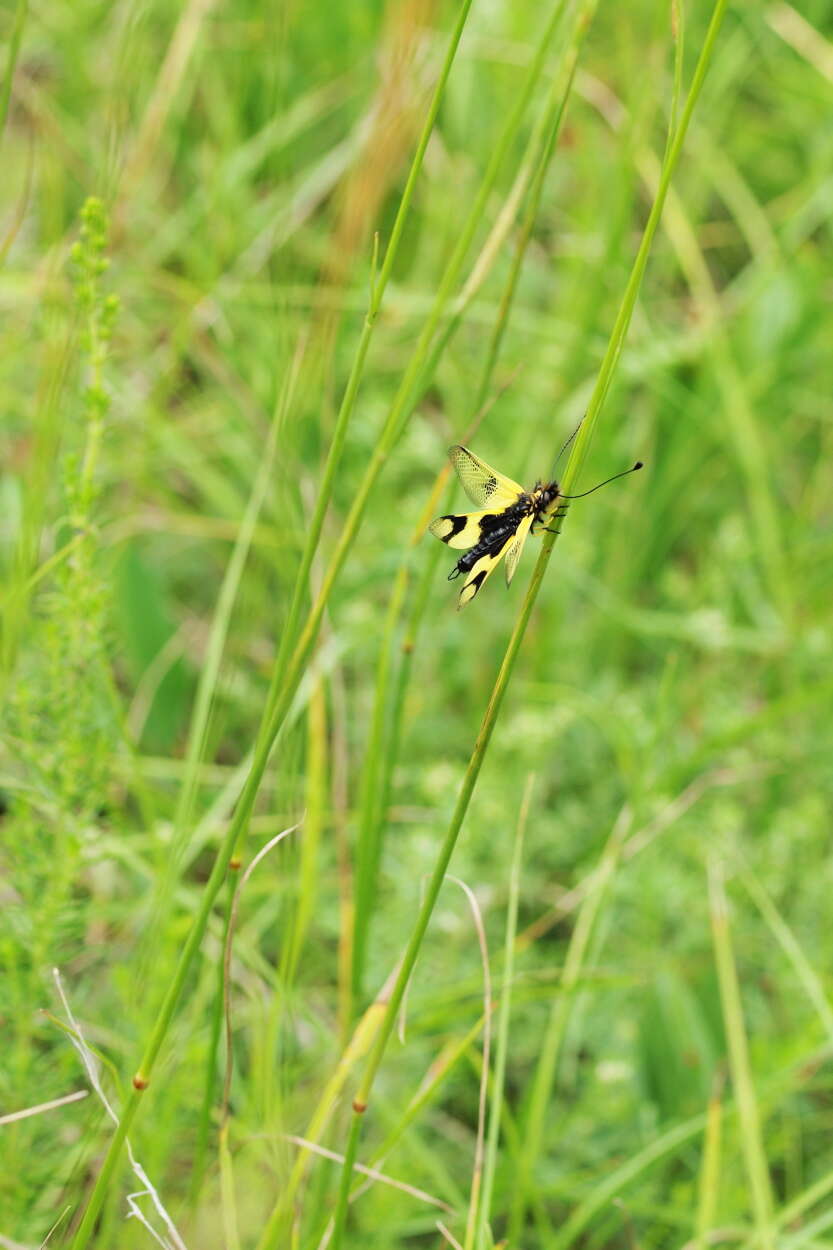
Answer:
[530, 481, 560, 523]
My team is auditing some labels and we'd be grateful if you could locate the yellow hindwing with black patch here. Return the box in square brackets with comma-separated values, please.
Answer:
[428, 509, 500, 550]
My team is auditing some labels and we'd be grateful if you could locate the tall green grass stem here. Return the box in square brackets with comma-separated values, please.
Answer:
[188, 871, 237, 1207]
[508, 807, 631, 1238]
[0, 0, 27, 142]
[709, 857, 775, 1247]
[557, 0, 727, 499]
[474, 778, 531, 1248]
[329, 4, 728, 1245]
[349, 33, 583, 1000]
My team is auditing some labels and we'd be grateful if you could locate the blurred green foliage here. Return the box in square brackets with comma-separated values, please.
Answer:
[1, 0, 832, 1247]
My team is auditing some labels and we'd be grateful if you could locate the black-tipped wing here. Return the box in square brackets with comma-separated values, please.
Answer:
[448, 445, 524, 510]
[429, 509, 501, 551]
[456, 531, 515, 609]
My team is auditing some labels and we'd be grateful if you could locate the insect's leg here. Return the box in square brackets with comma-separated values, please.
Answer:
[541, 504, 569, 535]
[533, 505, 564, 535]
[447, 566, 463, 581]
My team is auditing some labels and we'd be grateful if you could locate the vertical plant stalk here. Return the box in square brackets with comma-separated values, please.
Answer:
[283, 676, 328, 984]
[66, 10, 476, 1248]
[738, 863, 833, 1044]
[449, 875, 491, 1250]
[347, 27, 580, 984]
[279, 1017, 488, 1249]
[473, 44, 579, 414]
[331, 668, 354, 1043]
[329, 520, 558, 1250]
[221, 824, 302, 1124]
[328, 5, 729, 1246]
[330, 1111, 364, 1249]
[255, 968, 400, 1250]
[116, 0, 218, 204]
[219, 1120, 241, 1250]
[404, 4, 591, 427]
[708, 857, 774, 1248]
[348, 374, 508, 999]
[508, 806, 632, 1240]
[626, 142, 790, 616]
[188, 872, 236, 1206]
[695, 1073, 724, 1250]
[0, 0, 27, 142]
[350, 550, 413, 1000]
[349, 24, 586, 996]
[474, 777, 533, 1249]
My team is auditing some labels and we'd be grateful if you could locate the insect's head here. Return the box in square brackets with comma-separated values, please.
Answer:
[533, 479, 561, 519]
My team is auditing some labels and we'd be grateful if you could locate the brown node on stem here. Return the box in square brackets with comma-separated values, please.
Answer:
[132, 1073, 149, 1091]
[229, 856, 242, 871]
[352, 1098, 368, 1114]
[401, 639, 414, 654]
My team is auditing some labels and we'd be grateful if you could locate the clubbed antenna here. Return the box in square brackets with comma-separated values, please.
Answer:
[560, 461, 644, 500]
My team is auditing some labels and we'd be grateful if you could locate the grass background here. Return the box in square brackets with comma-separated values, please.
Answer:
[2, 0, 833, 1247]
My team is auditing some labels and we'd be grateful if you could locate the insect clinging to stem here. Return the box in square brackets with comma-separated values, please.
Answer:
[429, 442, 643, 609]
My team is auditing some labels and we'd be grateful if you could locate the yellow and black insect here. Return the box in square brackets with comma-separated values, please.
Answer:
[429, 444, 642, 609]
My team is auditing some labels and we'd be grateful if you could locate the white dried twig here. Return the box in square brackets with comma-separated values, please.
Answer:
[0, 1234, 34, 1250]
[0, 1089, 88, 1126]
[436, 1220, 464, 1250]
[283, 1134, 453, 1212]
[52, 969, 188, 1250]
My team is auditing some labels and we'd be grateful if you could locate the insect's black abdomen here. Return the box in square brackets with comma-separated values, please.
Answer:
[453, 520, 517, 577]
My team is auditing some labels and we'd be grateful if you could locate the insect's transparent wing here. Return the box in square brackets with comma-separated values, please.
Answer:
[448, 445, 524, 509]
[429, 509, 499, 550]
[503, 513, 533, 586]
[458, 531, 515, 609]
